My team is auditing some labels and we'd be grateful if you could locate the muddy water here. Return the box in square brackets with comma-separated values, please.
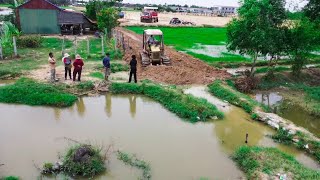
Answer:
[255, 92, 320, 137]
[0, 94, 318, 179]
[278, 101, 320, 137]
[0, 94, 244, 179]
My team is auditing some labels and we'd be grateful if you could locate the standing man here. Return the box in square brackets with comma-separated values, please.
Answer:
[73, 54, 84, 81]
[62, 53, 72, 80]
[103, 53, 111, 81]
[48, 52, 56, 82]
[128, 55, 137, 83]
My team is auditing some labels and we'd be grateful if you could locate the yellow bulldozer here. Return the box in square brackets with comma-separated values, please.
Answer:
[140, 29, 171, 67]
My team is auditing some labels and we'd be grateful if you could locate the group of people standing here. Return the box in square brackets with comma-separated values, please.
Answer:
[48, 52, 84, 82]
[48, 52, 138, 83]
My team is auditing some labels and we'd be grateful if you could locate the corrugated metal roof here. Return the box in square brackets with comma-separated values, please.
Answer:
[145, 29, 163, 35]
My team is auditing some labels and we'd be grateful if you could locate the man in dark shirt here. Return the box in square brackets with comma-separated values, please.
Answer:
[129, 55, 137, 83]
[103, 53, 111, 81]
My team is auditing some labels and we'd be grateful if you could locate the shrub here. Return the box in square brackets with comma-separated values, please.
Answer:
[76, 81, 95, 91]
[272, 128, 294, 145]
[63, 145, 106, 177]
[17, 35, 43, 48]
[0, 78, 77, 107]
[1, 177, 19, 180]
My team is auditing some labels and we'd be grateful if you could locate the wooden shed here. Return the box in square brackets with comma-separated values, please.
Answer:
[16, 0, 95, 34]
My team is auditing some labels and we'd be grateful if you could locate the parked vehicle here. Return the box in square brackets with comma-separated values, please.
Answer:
[140, 7, 158, 23]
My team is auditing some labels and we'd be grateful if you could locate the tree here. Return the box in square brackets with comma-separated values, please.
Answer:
[97, 7, 119, 38]
[304, 0, 320, 23]
[226, 0, 287, 77]
[286, 18, 320, 77]
[85, 0, 122, 21]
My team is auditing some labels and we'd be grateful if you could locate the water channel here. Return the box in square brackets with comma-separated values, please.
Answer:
[0, 81, 319, 179]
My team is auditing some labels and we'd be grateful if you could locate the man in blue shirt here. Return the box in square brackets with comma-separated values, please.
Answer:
[103, 53, 111, 81]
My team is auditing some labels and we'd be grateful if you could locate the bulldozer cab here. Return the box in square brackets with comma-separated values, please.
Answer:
[143, 29, 164, 55]
[140, 29, 171, 66]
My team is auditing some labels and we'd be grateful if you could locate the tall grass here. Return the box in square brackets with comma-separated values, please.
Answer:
[0, 78, 77, 107]
[208, 80, 262, 113]
[233, 146, 320, 179]
[110, 82, 223, 122]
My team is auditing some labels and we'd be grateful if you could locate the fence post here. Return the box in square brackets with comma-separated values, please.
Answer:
[0, 44, 3, 60]
[101, 34, 105, 56]
[114, 30, 117, 50]
[87, 37, 90, 55]
[74, 36, 77, 55]
[62, 36, 65, 56]
[13, 36, 18, 57]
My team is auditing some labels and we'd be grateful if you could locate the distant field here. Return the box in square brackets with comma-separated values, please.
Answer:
[126, 26, 249, 64]
[0, 4, 11, 7]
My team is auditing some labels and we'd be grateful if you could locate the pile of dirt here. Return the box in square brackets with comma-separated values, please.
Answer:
[119, 28, 230, 85]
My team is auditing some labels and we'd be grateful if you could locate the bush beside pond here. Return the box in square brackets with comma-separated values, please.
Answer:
[110, 82, 223, 122]
[0, 78, 77, 107]
[233, 146, 320, 179]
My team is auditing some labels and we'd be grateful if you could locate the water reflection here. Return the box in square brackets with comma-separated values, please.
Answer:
[255, 92, 283, 107]
[53, 108, 61, 121]
[128, 95, 137, 118]
[76, 98, 86, 117]
[105, 93, 112, 117]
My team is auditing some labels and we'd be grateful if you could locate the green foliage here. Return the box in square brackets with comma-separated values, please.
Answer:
[0, 22, 20, 57]
[76, 81, 95, 91]
[251, 113, 259, 120]
[272, 128, 294, 145]
[43, 162, 54, 170]
[304, 0, 320, 23]
[226, 0, 287, 77]
[97, 7, 119, 38]
[17, 35, 43, 48]
[287, 11, 304, 20]
[110, 82, 224, 122]
[0, 78, 77, 107]
[255, 66, 290, 74]
[90, 72, 104, 79]
[208, 81, 255, 113]
[126, 27, 249, 63]
[117, 151, 151, 179]
[62, 145, 106, 177]
[1, 176, 19, 180]
[111, 63, 129, 73]
[233, 146, 320, 179]
[85, 0, 120, 21]
[286, 18, 320, 77]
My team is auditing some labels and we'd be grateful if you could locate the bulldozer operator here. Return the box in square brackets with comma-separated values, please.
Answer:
[147, 35, 159, 50]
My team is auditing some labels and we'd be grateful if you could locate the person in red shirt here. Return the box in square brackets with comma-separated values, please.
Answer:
[73, 54, 84, 81]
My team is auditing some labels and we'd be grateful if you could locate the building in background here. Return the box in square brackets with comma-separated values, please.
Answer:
[15, 0, 95, 34]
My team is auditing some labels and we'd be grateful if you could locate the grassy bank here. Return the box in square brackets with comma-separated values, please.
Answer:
[110, 82, 223, 122]
[234, 146, 320, 179]
[0, 78, 77, 107]
[0, 177, 19, 180]
[0, 38, 72, 79]
[258, 73, 320, 116]
[272, 128, 320, 163]
[208, 80, 268, 113]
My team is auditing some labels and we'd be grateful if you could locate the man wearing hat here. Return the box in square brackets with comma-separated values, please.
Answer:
[62, 53, 72, 80]
[73, 54, 84, 81]
[102, 53, 111, 81]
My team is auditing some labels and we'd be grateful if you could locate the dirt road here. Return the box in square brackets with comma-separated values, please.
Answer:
[119, 28, 230, 85]
[119, 11, 232, 27]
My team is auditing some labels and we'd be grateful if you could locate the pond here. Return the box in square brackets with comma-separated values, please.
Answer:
[255, 91, 320, 137]
[0, 94, 318, 179]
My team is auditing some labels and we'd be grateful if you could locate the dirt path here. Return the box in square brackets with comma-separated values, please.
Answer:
[119, 28, 230, 85]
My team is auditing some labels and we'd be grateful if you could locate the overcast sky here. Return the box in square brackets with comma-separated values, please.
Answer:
[122, 0, 308, 10]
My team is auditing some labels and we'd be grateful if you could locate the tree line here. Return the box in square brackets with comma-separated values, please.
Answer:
[227, 0, 320, 78]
